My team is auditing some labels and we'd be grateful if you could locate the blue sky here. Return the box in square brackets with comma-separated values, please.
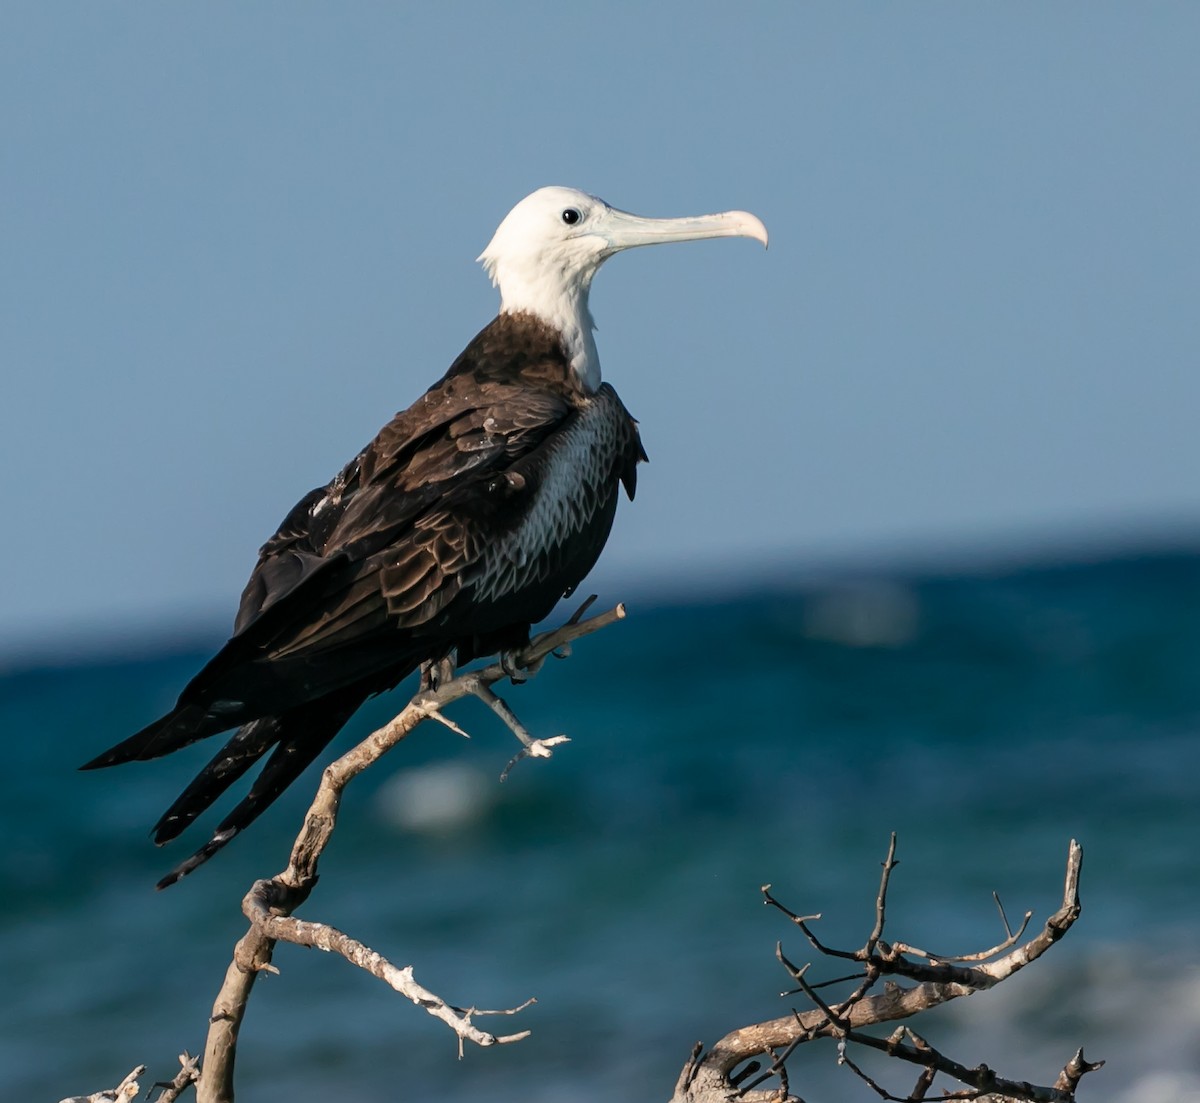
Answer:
[3, 3, 1198, 651]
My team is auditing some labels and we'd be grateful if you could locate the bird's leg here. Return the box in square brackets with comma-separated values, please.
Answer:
[419, 655, 457, 692]
[420, 655, 472, 740]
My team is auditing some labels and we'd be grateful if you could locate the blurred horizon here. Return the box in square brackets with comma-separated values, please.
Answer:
[6, 522, 1197, 671]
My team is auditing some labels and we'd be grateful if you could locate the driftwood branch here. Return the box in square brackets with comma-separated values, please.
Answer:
[243, 878, 535, 1051]
[193, 600, 626, 1103]
[671, 837, 1098, 1103]
[58, 1067, 144, 1103]
[59, 1052, 199, 1103]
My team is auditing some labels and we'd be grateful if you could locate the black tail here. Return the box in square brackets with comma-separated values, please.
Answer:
[154, 688, 364, 889]
[152, 716, 286, 844]
[79, 702, 236, 770]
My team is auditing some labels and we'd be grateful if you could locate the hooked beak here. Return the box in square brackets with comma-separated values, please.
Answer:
[597, 205, 769, 256]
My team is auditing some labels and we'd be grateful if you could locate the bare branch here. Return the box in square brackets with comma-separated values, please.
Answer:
[908, 1064, 937, 1101]
[58, 1067, 145, 1103]
[194, 603, 626, 1103]
[867, 832, 899, 955]
[470, 682, 571, 778]
[151, 1053, 200, 1102]
[842, 1025, 1073, 1103]
[426, 708, 473, 740]
[243, 880, 533, 1049]
[1054, 1049, 1106, 1094]
[672, 839, 1091, 1103]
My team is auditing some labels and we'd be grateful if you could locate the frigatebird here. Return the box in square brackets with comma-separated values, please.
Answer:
[84, 187, 768, 886]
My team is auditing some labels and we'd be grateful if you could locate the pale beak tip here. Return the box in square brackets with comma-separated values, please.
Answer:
[735, 211, 769, 249]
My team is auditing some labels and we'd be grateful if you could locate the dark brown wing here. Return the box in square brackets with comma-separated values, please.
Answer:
[84, 369, 581, 769]
[225, 379, 574, 660]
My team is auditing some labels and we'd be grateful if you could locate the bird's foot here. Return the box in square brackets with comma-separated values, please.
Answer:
[419, 656, 457, 692]
[499, 649, 528, 684]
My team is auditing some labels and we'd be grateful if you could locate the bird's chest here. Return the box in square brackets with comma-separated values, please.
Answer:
[474, 396, 629, 601]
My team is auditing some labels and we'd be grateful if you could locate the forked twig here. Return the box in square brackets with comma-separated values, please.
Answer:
[57, 1067, 145, 1103]
[671, 840, 1095, 1103]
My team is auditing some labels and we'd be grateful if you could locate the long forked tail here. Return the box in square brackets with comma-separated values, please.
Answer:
[154, 688, 364, 889]
[79, 702, 234, 769]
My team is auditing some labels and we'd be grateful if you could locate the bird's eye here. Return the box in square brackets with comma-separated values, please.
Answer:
[561, 208, 582, 226]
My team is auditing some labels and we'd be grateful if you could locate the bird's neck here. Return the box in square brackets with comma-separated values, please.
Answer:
[497, 276, 600, 393]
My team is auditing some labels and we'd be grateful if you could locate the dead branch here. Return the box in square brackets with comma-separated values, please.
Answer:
[148, 1053, 200, 1103]
[1053, 1049, 1106, 1095]
[58, 1066, 144, 1103]
[194, 600, 625, 1103]
[671, 838, 1098, 1103]
[243, 878, 534, 1051]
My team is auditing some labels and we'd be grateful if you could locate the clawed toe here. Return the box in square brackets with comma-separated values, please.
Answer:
[499, 650, 527, 684]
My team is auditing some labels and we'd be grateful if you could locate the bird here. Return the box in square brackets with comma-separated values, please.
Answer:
[83, 186, 768, 887]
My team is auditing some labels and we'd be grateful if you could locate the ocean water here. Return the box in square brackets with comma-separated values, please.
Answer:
[3, 551, 1199, 1103]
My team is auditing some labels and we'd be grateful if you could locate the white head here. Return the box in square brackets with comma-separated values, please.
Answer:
[478, 186, 768, 392]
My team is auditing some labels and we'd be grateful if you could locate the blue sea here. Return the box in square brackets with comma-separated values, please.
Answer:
[3, 550, 1199, 1102]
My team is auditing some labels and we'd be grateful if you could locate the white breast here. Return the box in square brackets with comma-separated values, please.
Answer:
[474, 393, 624, 603]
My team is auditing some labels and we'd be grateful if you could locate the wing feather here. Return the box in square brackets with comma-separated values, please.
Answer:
[229, 380, 572, 644]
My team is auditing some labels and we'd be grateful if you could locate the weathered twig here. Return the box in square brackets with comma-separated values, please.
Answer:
[1053, 1049, 1106, 1095]
[243, 878, 534, 1049]
[837, 1024, 1079, 1102]
[58, 1066, 145, 1103]
[195, 600, 626, 1103]
[672, 839, 1094, 1103]
[151, 1053, 200, 1102]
